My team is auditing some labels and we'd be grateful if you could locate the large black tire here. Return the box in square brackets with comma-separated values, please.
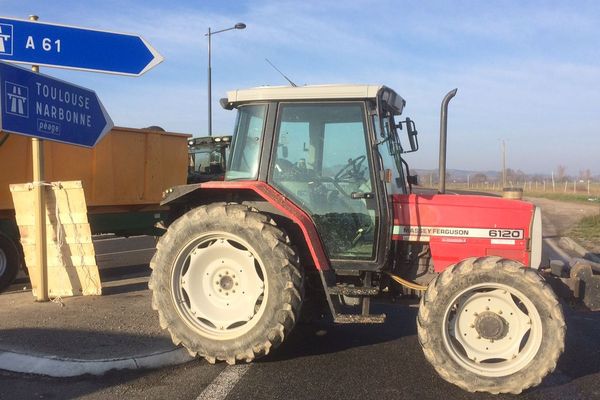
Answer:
[149, 203, 303, 364]
[0, 234, 20, 292]
[417, 256, 565, 394]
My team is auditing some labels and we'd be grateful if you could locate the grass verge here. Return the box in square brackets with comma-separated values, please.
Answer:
[569, 214, 600, 253]
[523, 192, 600, 204]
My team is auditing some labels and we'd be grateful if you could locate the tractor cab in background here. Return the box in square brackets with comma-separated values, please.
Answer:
[187, 135, 231, 183]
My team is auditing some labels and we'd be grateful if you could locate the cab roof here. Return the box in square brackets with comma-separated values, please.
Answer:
[223, 84, 405, 114]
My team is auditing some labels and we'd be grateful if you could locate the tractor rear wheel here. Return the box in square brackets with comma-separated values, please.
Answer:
[149, 203, 303, 364]
[417, 256, 565, 394]
[0, 234, 20, 292]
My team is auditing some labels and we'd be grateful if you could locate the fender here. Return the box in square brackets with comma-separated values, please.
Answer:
[161, 181, 330, 271]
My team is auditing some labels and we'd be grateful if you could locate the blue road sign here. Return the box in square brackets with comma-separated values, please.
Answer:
[0, 61, 113, 147]
[0, 17, 163, 76]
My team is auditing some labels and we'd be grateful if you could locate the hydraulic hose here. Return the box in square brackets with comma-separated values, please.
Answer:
[384, 271, 428, 291]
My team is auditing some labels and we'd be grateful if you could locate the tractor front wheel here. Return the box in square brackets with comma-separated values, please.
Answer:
[149, 203, 303, 364]
[417, 256, 565, 394]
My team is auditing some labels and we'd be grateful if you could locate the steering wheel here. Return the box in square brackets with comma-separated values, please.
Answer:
[334, 155, 366, 183]
[274, 158, 307, 180]
[317, 155, 366, 198]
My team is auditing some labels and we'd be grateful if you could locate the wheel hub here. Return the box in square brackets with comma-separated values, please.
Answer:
[219, 275, 235, 291]
[474, 311, 508, 340]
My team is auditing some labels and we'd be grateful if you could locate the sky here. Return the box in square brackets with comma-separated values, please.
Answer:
[2, 0, 599, 176]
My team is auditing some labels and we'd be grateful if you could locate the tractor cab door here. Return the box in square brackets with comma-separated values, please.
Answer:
[269, 102, 386, 269]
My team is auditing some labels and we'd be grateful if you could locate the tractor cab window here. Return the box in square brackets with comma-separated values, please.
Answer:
[190, 149, 224, 174]
[226, 104, 267, 180]
[271, 102, 379, 261]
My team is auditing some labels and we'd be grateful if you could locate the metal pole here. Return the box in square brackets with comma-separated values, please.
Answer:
[205, 23, 246, 137]
[207, 27, 212, 137]
[502, 140, 506, 188]
[29, 14, 48, 302]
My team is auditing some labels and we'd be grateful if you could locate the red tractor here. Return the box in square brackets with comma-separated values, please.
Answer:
[150, 85, 565, 394]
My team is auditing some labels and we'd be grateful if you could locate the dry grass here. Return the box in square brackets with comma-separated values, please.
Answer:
[569, 214, 600, 253]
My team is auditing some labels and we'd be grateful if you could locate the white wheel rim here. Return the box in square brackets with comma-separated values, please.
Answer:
[442, 283, 543, 377]
[171, 232, 268, 340]
[0, 247, 7, 277]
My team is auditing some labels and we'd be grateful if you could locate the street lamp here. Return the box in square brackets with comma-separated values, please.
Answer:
[206, 22, 246, 136]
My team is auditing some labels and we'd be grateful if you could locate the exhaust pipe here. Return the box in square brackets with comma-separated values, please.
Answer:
[438, 88, 458, 194]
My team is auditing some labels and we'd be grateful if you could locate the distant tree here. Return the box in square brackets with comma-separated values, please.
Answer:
[431, 171, 451, 185]
[471, 173, 488, 184]
[505, 168, 527, 184]
[579, 169, 592, 181]
[531, 174, 545, 182]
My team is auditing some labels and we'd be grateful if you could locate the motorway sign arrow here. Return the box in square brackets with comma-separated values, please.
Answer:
[0, 17, 163, 76]
[0, 61, 113, 147]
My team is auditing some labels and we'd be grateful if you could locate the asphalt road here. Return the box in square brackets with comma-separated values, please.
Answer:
[1, 300, 599, 400]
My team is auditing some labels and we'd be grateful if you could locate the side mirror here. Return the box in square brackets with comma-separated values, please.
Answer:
[405, 118, 418, 152]
[407, 174, 419, 186]
[282, 145, 288, 158]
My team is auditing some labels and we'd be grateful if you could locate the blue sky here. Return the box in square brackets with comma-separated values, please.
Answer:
[2, 1, 599, 175]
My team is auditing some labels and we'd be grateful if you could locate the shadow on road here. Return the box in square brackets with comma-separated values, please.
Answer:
[0, 328, 175, 360]
[559, 307, 600, 378]
[102, 281, 150, 296]
[261, 303, 419, 363]
[257, 302, 600, 400]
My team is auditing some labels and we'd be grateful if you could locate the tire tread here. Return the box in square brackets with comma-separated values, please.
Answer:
[418, 256, 566, 394]
[149, 203, 303, 365]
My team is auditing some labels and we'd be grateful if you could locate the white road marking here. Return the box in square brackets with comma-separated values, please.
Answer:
[196, 364, 251, 400]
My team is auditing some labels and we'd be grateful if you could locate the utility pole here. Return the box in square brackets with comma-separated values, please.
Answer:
[501, 140, 507, 188]
[207, 27, 212, 137]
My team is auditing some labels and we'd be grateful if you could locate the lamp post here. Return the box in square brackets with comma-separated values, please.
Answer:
[206, 22, 246, 136]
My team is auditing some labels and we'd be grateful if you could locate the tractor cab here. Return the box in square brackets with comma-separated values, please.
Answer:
[187, 135, 231, 183]
[221, 85, 415, 269]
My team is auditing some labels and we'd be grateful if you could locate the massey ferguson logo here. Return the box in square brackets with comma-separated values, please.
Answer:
[394, 225, 524, 240]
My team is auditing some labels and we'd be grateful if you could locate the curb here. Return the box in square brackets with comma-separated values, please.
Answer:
[0, 346, 194, 377]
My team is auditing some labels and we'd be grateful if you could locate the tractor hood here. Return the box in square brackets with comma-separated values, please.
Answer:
[392, 194, 541, 271]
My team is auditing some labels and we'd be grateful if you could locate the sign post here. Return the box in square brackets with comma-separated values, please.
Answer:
[29, 15, 48, 301]
[0, 22, 114, 301]
[0, 14, 156, 301]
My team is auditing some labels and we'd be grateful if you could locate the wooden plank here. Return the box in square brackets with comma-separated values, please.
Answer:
[10, 180, 102, 298]
[17, 223, 93, 245]
[45, 265, 102, 297]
